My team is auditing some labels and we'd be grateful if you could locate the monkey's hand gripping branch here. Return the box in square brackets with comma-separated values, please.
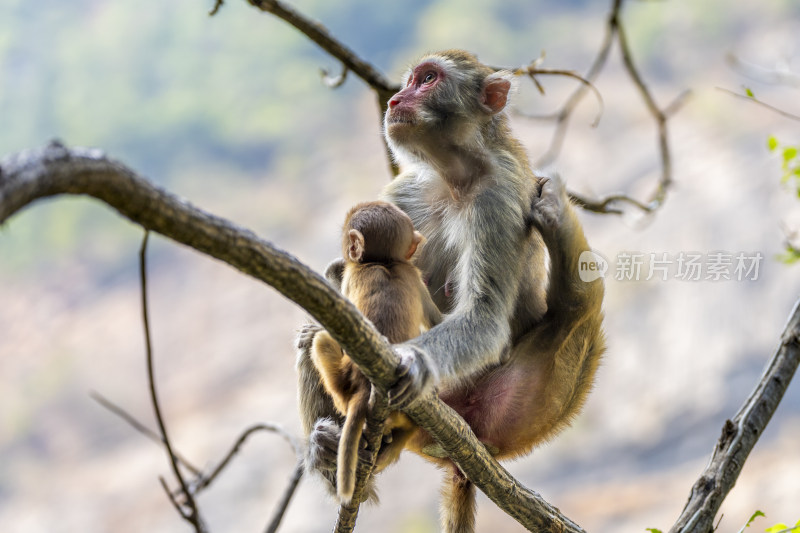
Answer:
[0, 143, 585, 533]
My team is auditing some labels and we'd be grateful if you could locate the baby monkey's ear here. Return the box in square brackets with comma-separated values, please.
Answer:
[406, 231, 424, 260]
[347, 229, 365, 262]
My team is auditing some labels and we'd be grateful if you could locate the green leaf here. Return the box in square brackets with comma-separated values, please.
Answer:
[738, 511, 766, 533]
[784, 147, 798, 162]
[745, 87, 755, 98]
[768, 136, 779, 151]
[776, 250, 800, 264]
[766, 524, 790, 533]
[747, 510, 766, 527]
[645, 529, 663, 533]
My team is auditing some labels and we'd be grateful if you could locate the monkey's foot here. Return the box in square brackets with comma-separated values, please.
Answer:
[527, 175, 565, 235]
[307, 418, 341, 472]
[296, 322, 322, 351]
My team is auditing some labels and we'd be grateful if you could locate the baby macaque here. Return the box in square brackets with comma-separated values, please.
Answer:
[310, 200, 442, 503]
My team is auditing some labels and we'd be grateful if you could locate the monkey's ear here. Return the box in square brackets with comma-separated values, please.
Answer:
[347, 229, 365, 262]
[481, 72, 514, 114]
[406, 231, 424, 260]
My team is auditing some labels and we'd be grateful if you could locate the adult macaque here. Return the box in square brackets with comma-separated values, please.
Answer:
[297, 49, 605, 532]
[310, 201, 441, 503]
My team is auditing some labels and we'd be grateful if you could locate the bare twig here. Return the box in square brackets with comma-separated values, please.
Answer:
[140, 231, 206, 532]
[90, 391, 203, 476]
[92, 388, 303, 531]
[716, 86, 800, 122]
[208, 0, 224, 16]
[513, 63, 605, 128]
[199, 423, 301, 492]
[669, 299, 800, 533]
[321, 65, 349, 89]
[530, 0, 688, 215]
[534, 0, 620, 168]
[0, 143, 585, 533]
[265, 460, 304, 533]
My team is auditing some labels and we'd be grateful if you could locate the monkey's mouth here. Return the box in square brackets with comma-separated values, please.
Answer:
[387, 113, 416, 126]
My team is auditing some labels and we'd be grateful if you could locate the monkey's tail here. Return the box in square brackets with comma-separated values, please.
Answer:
[337, 389, 370, 504]
[441, 468, 476, 533]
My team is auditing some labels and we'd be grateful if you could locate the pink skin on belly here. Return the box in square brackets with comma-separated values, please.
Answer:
[438, 359, 547, 457]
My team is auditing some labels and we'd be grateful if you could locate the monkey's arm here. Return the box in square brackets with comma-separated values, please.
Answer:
[397, 184, 526, 386]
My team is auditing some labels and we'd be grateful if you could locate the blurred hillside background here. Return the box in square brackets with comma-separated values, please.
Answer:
[1, 0, 799, 531]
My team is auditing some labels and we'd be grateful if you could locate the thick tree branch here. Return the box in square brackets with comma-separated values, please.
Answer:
[669, 299, 800, 533]
[0, 143, 584, 533]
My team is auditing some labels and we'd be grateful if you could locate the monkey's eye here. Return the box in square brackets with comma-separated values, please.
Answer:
[422, 71, 437, 84]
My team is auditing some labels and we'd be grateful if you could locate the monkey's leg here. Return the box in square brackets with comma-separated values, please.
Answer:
[440, 468, 476, 533]
[296, 323, 344, 488]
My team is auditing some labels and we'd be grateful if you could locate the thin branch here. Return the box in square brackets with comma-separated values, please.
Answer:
[0, 143, 585, 533]
[513, 64, 605, 128]
[199, 423, 302, 492]
[160, 476, 188, 516]
[208, 0, 224, 16]
[93, 388, 303, 531]
[90, 391, 203, 476]
[265, 460, 304, 533]
[140, 231, 206, 532]
[534, 0, 620, 168]
[615, 16, 674, 209]
[669, 298, 800, 533]
[529, 0, 688, 215]
[716, 86, 800, 122]
[321, 65, 349, 89]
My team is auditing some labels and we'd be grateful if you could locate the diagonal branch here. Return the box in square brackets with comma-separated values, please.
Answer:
[0, 142, 584, 533]
[668, 299, 800, 533]
[716, 86, 800, 122]
[90, 391, 203, 477]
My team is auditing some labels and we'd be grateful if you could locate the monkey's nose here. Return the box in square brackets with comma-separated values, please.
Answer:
[389, 97, 401, 108]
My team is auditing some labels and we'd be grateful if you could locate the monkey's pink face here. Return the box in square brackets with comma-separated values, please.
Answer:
[384, 61, 446, 140]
